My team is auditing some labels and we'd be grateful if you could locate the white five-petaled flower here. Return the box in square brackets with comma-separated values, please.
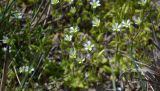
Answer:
[90, 0, 101, 9]
[69, 48, 76, 58]
[83, 41, 94, 51]
[92, 18, 100, 27]
[70, 26, 79, 33]
[2, 47, 7, 52]
[14, 12, 22, 19]
[2, 46, 11, 53]
[132, 16, 142, 25]
[51, 0, 59, 4]
[112, 23, 122, 31]
[76, 55, 85, 64]
[138, 0, 147, 6]
[121, 19, 131, 28]
[64, 34, 72, 41]
[2, 36, 8, 44]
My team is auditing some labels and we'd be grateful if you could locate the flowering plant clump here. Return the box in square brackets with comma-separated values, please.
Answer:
[19, 66, 34, 73]
[1, 0, 159, 90]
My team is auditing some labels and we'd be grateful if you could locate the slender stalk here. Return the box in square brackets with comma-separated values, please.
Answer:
[13, 66, 22, 87]
[0, 46, 10, 91]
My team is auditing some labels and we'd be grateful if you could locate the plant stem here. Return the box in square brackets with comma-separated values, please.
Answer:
[0, 46, 10, 91]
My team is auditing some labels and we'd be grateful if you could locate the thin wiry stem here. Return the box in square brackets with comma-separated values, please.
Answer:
[30, 0, 45, 26]
[0, 46, 10, 91]
[31, 0, 50, 30]
[13, 66, 22, 87]
[149, 17, 160, 50]
[43, 4, 51, 26]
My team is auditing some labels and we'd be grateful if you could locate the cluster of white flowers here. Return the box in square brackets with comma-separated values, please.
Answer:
[68, 40, 94, 62]
[63, 25, 95, 62]
[19, 66, 34, 73]
[92, 18, 100, 27]
[69, 48, 87, 64]
[90, 0, 101, 9]
[83, 40, 94, 51]
[2, 36, 11, 52]
[112, 19, 131, 31]
[64, 26, 79, 41]
[64, 34, 72, 41]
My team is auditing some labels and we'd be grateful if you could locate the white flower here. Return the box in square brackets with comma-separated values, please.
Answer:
[117, 87, 122, 91]
[69, 48, 76, 58]
[112, 23, 122, 31]
[14, 12, 22, 19]
[2, 46, 11, 52]
[64, 34, 72, 41]
[132, 16, 142, 25]
[85, 72, 89, 78]
[76, 54, 85, 64]
[2, 36, 9, 44]
[90, 0, 101, 9]
[138, 0, 147, 6]
[83, 41, 94, 51]
[2, 47, 7, 52]
[70, 26, 79, 33]
[51, 0, 59, 4]
[92, 18, 100, 27]
[121, 19, 131, 28]
[19, 66, 34, 73]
